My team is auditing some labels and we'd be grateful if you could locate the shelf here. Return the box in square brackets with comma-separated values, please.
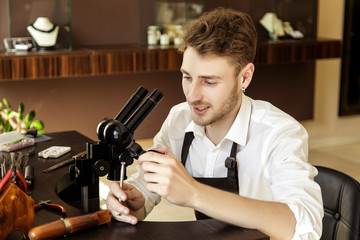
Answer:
[0, 39, 341, 81]
[256, 38, 342, 64]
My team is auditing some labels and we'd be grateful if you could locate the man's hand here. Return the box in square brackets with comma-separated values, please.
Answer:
[138, 146, 199, 207]
[106, 182, 145, 224]
[138, 146, 297, 239]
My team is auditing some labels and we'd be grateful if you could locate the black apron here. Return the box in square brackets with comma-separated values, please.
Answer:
[181, 132, 239, 220]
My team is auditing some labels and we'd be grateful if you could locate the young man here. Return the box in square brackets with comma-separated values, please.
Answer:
[106, 8, 323, 240]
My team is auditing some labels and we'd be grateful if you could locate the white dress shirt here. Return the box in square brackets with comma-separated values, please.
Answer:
[127, 94, 323, 240]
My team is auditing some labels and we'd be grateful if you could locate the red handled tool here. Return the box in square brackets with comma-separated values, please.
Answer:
[34, 200, 67, 218]
[0, 152, 27, 193]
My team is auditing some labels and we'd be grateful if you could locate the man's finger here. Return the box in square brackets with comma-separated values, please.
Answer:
[106, 192, 129, 215]
[143, 171, 163, 184]
[110, 209, 138, 225]
[109, 181, 128, 201]
[138, 150, 169, 164]
[141, 160, 167, 174]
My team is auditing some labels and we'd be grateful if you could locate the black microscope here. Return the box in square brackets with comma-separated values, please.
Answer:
[57, 86, 163, 212]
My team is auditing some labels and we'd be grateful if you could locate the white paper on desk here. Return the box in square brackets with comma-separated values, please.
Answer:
[0, 131, 24, 144]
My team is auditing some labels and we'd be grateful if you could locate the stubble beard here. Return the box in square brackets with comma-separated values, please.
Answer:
[190, 82, 240, 127]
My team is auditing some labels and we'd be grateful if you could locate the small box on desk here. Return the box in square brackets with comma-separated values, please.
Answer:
[0, 131, 35, 152]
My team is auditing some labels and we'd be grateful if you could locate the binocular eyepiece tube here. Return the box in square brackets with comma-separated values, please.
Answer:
[96, 86, 149, 142]
[96, 86, 163, 146]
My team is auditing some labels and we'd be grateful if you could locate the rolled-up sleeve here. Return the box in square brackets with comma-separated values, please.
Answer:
[267, 124, 323, 239]
[126, 165, 161, 216]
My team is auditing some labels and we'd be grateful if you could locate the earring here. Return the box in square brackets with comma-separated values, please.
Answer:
[242, 87, 245, 93]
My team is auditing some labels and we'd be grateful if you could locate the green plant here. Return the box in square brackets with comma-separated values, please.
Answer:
[0, 98, 44, 134]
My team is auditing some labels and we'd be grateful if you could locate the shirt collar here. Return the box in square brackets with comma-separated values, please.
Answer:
[184, 93, 251, 147]
[184, 118, 205, 140]
[226, 93, 251, 146]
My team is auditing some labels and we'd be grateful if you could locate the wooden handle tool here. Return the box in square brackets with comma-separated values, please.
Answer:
[28, 210, 111, 240]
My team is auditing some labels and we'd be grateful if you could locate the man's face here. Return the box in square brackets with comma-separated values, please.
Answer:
[181, 47, 242, 127]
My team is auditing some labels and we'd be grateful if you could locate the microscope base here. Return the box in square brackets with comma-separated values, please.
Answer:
[55, 173, 100, 213]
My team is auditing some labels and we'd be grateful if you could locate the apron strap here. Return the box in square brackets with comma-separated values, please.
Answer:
[225, 142, 238, 178]
[181, 132, 238, 181]
[225, 141, 239, 192]
[180, 132, 240, 220]
[181, 132, 195, 166]
[181, 132, 238, 187]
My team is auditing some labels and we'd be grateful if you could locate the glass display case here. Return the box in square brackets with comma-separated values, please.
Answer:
[3, 0, 71, 52]
[155, 0, 204, 27]
[0, 0, 341, 83]
[148, 0, 204, 46]
[250, 0, 317, 41]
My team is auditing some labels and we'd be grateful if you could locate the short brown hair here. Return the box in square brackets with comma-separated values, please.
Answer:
[179, 7, 257, 76]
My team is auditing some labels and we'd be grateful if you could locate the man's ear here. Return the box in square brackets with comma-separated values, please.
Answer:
[239, 63, 254, 91]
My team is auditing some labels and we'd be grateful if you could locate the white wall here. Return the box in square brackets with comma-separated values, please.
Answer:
[301, 0, 360, 147]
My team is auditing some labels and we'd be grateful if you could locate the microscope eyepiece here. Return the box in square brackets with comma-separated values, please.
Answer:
[89, 87, 164, 182]
[101, 89, 163, 148]
[96, 87, 148, 142]
[115, 86, 148, 123]
[125, 89, 163, 133]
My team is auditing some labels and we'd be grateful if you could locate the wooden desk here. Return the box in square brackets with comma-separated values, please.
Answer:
[24, 131, 269, 240]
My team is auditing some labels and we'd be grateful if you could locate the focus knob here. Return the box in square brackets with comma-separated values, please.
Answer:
[93, 159, 110, 177]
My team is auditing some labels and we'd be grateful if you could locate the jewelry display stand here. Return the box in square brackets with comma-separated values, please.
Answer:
[250, 0, 317, 41]
[3, 0, 71, 51]
[27, 17, 60, 50]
